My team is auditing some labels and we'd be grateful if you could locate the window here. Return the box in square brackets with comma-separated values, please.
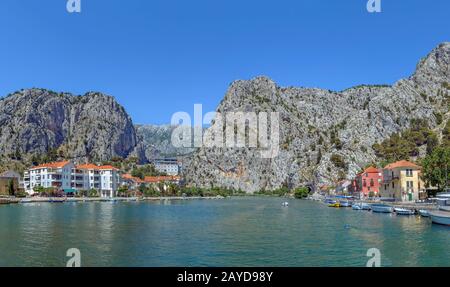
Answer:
[407, 181, 413, 191]
[406, 169, 413, 177]
[392, 182, 394, 188]
[370, 179, 374, 187]
[363, 179, 367, 187]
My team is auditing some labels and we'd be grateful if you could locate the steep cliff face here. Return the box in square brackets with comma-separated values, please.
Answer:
[183, 42, 450, 192]
[135, 124, 196, 160]
[0, 89, 143, 163]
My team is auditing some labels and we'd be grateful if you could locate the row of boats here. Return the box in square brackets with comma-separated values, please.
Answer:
[324, 199, 450, 226]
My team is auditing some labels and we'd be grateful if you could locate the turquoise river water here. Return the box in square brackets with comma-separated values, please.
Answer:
[0, 197, 449, 267]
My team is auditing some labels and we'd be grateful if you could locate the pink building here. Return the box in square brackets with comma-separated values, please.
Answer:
[354, 166, 383, 198]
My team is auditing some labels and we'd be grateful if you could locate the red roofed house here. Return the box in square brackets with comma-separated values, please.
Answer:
[354, 166, 383, 199]
[143, 176, 180, 184]
[380, 160, 426, 202]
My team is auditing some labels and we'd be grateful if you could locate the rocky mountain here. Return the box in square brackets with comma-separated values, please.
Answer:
[0, 89, 146, 166]
[183, 42, 450, 193]
[135, 124, 196, 160]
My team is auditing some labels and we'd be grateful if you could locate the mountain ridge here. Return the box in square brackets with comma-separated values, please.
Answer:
[182, 42, 450, 192]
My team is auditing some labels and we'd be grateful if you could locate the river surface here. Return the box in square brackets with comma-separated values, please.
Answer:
[0, 197, 449, 267]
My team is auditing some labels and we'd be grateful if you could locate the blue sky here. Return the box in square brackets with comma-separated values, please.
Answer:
[0, 0, 449, 124]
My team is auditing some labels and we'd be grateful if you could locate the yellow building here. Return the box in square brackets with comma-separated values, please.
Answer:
[380, 160, 426, 202]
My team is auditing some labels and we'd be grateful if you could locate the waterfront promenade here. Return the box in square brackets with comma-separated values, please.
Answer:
[0, 195, 225, 204]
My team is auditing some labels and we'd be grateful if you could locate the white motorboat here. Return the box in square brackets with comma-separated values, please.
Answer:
[340, 200, 351, 207]
[282, 202, 289, 207]
[439, 206, 450, 212]
[352, 204, 362, 210]
[429, 211, 450, 226]
[371, 204, 393, 213]
[394, 208, 415, 215]
[419, 210, 430, 217]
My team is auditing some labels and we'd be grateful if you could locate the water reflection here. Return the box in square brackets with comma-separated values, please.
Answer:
[0, 198, 449, 267]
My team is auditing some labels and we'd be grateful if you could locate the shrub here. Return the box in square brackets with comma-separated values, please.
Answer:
[294, 187, 309, 199]
[330, 154, 347, 169]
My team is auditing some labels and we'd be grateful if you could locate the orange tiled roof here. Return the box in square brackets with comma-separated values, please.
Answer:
[363, 166, 380, 173]
[31, 161, 71, 170]
[76, 163, 100, 170]
[98, 165, 119, 171]
[384, 160, 421, 170]
[76, 164, 119, 170]
[122, 174, 144, 183]
[143, 176, 180, 183]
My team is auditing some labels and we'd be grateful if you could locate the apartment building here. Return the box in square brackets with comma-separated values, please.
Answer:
[24, 161, 121, 198]
[152, 158, 180, 176]
[24, 161, 74, 193]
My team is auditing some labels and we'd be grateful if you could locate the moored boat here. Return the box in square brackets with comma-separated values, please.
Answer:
[352, 204, 362, 210]
[429, 211, 450, 226]
[324, 198, 335, 205]
[439, 206, 450, 212]
[328, 202, 341, 208]
[340, 200, 351, 207]
[394, 208, 415, 215]
[371, 204, 393, 213]
[419, 210, 430, 217]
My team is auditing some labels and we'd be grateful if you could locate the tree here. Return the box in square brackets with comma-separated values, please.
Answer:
[294, 187, 309, 199]
[118, 185, 129, 197]
[7, 179, 15, 196]
[421, 146, 450, 193]
[89, 189, 99, 197]
[426, 133, 439, 155]
[33, 185, 45, 194]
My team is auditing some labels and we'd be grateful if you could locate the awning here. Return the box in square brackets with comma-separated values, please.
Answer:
[63, 189, 77, 193]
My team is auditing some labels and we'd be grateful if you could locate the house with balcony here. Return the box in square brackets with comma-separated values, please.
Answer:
[24, 161, 74, 194]
[24, 161, 121, 198]
[379, 160, 426, 202]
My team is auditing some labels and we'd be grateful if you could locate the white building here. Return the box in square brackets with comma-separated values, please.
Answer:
[24, 161, 121, 198]
[152, 159, 180, 176]
[24, 161, 74, 193]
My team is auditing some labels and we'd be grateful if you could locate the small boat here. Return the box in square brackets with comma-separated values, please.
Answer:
[419, 210, 430, 217]
[352, 204, 362, 210]
[340, 201, 351, 207]
[49, 198, 66, 203]
[328, 202, 341, 208]
[282, 202, 289, 207]
[361, 203, 371, 210]
[439, 206, 450, 212]
[324, 199, 335, 204]
[429, 211, 450, 226]
[371, 204, 393, 213]
[394, 208, 415, 215]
